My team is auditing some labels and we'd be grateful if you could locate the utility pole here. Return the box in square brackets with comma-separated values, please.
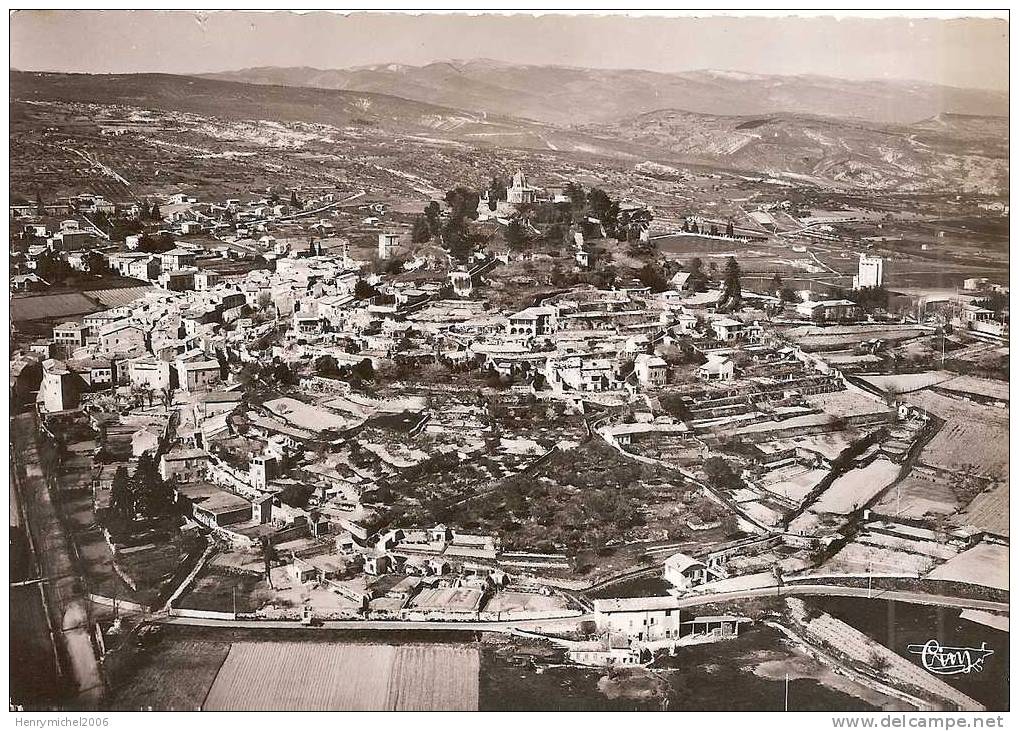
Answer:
[784, 672, 789, 711]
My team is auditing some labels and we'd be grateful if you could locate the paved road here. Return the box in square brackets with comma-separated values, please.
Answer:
[11, 414, 104, 707]
[669, 583, 1009, 614]
[157, 613, 591, 634]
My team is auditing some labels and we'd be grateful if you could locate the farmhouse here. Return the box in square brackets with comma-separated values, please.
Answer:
[663, 552, 710, 591]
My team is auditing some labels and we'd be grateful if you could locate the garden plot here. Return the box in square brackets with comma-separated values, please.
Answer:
[203, 642, 479, 711]
[958, 482, 1009, 537]
[804, 390, 890, 420]
[808, 458, 900, 514]
[758, 465, 832, 504]
[766, 432, 858, 462]
[262, 397, 358, 433]
[904, 392, 1008, 481]
[872, 470, 959, 519]
[928, 542, 1009, 591]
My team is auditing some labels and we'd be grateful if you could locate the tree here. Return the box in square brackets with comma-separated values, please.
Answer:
[424, 201, 442, 237]
[770, 273, 784, 296]
[441, 217, 472, 261]
[290, 190, 301, 209]
[637, 263, 669, 293]
[278, 484, 314, 509]
[34, 188, 45, 216]
[256, 291, 274, 312]
[586, 188, 619, 236]
[411, 215, 431, 244]
[353, 358, 374, 381]
[780, 286, 799, 304]
[443, 187, 480, 221]
[139, 199, 151, 220]
[353, 279, 377, 300]
[685, 257, 708, 293]
[720, 256, 742, 310]
[505, 220, 528, 249]
[315, 354, 340, 377]
[564, 182, 586, 210]
[149, 202, 161, 220]
[726, 219, 735, 238]
[132, 454, 175, 519]
[110, 466, 133, 519]
[81, 251, 109, 276]
[703, 456, 743, 492]
[487, 176, 507, 210]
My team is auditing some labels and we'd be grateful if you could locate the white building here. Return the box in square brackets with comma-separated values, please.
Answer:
[378, 232, 400, 259]
[853, 254, 884, 289]
[663, 552, 709, 591]
[633, 354, 668, 388]
[506, 171, 541, 205]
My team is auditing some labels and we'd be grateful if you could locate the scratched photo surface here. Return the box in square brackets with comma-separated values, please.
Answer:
[8, 10, 1009, 713]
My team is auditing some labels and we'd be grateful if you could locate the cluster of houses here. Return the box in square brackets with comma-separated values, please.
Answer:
[14, 179, 992, 641]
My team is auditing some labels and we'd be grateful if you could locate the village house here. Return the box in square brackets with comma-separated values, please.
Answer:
[52, 321, 89, 350]
[507, 306, 557, 337]
[99, 322, 146, 355]
[698, 355, 734, 381]
[176, 358, 222, 393]
[127, 356, 174, 390]
[39, 359, 80, 412]
[633, 354, 668, 388]
[159, 447, 210, 483]
[663, 552, 710, 591]
[795, 299, 862, 323]
[160, 248, 197, 271]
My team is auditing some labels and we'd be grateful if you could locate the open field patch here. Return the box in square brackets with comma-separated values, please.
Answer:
[203, 642, 479, 710]
[810, 458, 900, 514]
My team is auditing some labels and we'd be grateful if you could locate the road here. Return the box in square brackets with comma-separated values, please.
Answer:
[156, 613, 591, 634]
[668, 582, 1009, 614]
[10, 413, 104, 707]
[151, 581, 1006, 638]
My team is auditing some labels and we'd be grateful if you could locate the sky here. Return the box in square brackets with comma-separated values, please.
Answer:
[9, 11, 1010, 91]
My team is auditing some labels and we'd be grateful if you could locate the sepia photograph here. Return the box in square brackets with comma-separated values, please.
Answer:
[7, 8, 1010, 717]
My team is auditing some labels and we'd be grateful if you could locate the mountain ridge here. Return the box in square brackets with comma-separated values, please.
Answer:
[200, 62, 1009, 126]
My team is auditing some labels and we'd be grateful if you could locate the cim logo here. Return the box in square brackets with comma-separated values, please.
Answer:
[907, 640, 994, 676]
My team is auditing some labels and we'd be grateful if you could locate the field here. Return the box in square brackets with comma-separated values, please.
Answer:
[809, 458, 900, 514]
[782, 324, 929, 352]
[872, 470, 959, 519]
[928, 543, 1009, 590]
[203, 642, 480, 711]
[108, 640, 231, 711]
[959, 482, 1009, 537]
[904, 391, 1009, 480]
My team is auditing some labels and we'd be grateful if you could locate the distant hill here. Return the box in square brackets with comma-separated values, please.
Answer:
[8, 70, 520, 137]
[202, 61, 1009, 126]
[588, 109, 1009, 193]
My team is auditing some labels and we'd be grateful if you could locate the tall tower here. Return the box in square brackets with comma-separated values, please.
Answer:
[854, 253, 884, 289]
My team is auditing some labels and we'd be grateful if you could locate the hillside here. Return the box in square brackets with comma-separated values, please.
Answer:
[586, 109, 1009, 193]
[203, 61, 1009, 126]
[8, 71, 527, 139]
